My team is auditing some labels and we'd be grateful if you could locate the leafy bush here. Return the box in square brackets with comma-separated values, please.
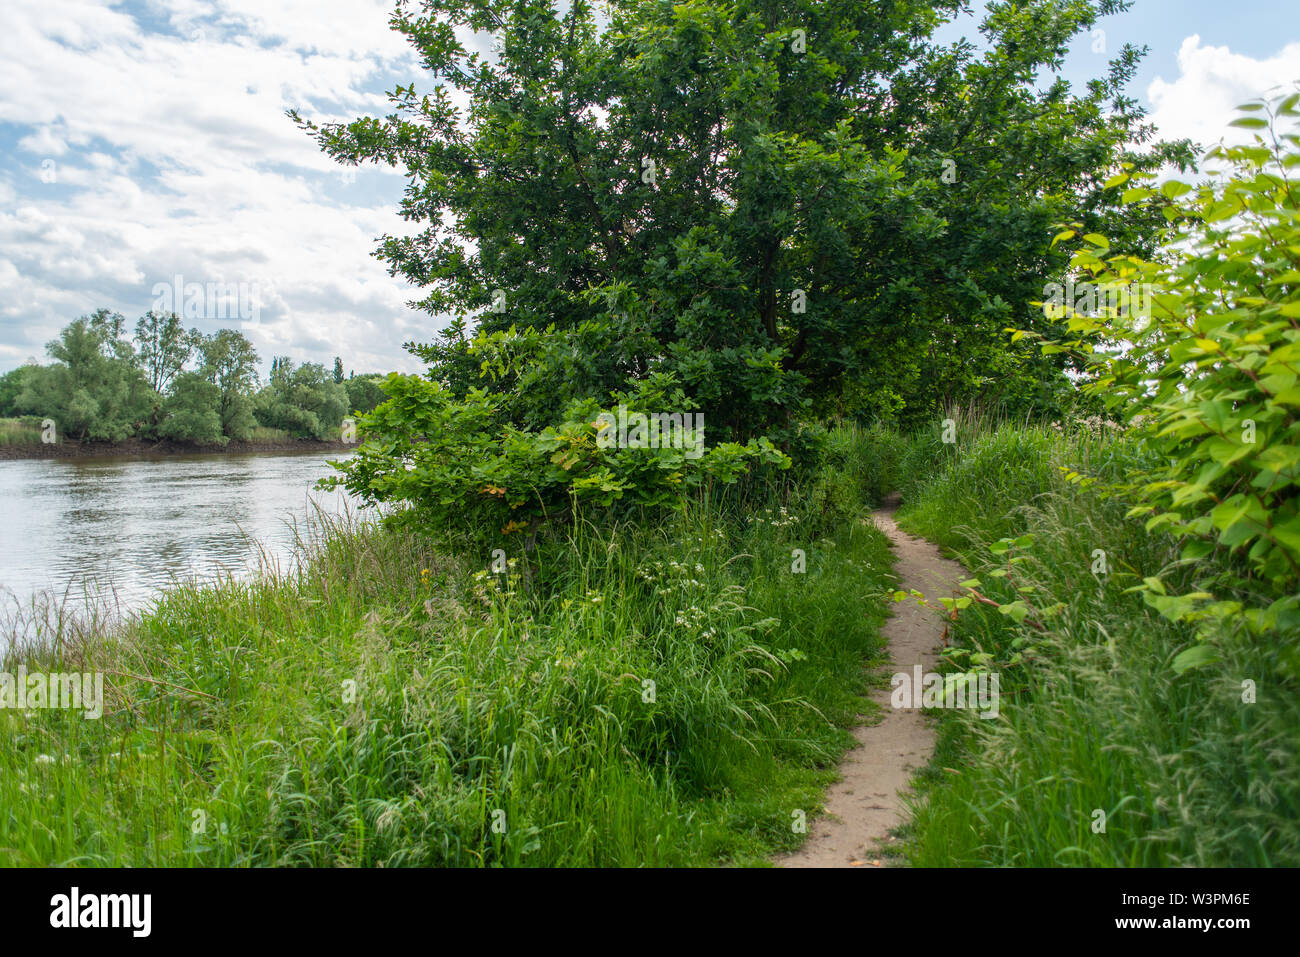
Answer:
[157, 372, 226, 445]
[803, 422, 910, 516]
[254, 358, 349, 441]
[16, 312, 156, 442]
[344, 374, 387, 416]
[330, 360, 788, 537]
[1035, 94, 1300, 675]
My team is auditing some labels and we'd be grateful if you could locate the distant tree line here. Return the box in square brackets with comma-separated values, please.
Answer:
[0, 309, 388, 445]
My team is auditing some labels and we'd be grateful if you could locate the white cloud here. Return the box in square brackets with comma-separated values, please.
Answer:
[0, 0, 433, 375]
[1147, 35, 1300, 150]
[9, 8, 1293, 376]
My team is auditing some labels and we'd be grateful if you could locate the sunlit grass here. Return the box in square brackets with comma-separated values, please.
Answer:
[894, 418, 1300, 866]
[244, 426, 293, 443]
[0, 417, 44, 446]
[0, 456, 896, 866]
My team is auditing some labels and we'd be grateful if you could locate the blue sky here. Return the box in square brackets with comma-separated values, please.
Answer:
[939, 1, 1300, 96]
[1, 0, 1298, 377]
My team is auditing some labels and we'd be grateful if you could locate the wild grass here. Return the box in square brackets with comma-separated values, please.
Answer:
[245, 426, 293, 444]
[0, 417, 44, 446]
[0, 451, 896, 866]
[893, 418, 1300, 866]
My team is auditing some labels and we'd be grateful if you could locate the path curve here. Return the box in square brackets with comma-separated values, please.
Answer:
[779, 497, 966, 868]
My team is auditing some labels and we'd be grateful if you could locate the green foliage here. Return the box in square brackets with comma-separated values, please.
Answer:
[1, 467, 895, 866]
[254, 357, 349, 440]
[802, 421, 910, 514]
[157, 372, 226, 445]
[294, 0, 1185, 498]
[10, 309, 381, 448]
[15, 311, 156, 442]
[330, 364, 788, 535]
[0, 366, 36, 418]
[1033, 94, 1300, 673]
[896, 420, 1299, 866]
[198, 329, 260, 442]
[134, 311, 198, 398]
[897, 419, 1061, 546]
[344, 373, 387, 416]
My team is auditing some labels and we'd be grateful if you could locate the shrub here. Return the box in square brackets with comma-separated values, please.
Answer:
[328, 363, 788, 538]
[1032, 94, 1300, 675]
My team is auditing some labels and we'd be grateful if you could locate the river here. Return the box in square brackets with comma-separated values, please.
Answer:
[0, 449, 359, 643]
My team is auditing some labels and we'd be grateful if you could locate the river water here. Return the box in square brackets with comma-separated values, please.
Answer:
[0, 450, 359, 642]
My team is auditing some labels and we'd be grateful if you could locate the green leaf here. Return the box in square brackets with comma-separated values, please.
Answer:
[997, 600, 1029, 624]
[1172, 643, 1219, 674]
[1211, 495, 1268, 546]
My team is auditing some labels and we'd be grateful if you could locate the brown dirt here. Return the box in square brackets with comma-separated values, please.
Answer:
[778, 495, 967, 868]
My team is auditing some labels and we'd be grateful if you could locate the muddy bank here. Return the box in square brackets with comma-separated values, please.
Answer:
[0, 437, 354, 461]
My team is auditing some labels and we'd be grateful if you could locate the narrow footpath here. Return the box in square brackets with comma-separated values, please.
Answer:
[779, 496, 967, 867]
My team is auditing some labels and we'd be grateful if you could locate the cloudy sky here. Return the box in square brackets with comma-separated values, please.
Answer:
[1, 0, 1298, 377]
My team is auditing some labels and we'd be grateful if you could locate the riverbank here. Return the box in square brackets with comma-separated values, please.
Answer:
[7, 418, 1293, 867]
[0, 426, 899, 866]
[0, 436, 354, 461]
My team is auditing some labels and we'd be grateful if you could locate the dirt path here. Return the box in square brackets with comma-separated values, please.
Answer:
[779, 497, 967, 868]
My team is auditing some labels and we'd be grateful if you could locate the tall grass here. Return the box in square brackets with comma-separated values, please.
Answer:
[245, 426, 293, 443]
[0, 449, 896, 866]
[895, 418, 1300, 866]
[0, 417, 44, 446]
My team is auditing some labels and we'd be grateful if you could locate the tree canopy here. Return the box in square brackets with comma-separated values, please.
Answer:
[4, 312, 379, 447]
[299, 0, 1192, 528]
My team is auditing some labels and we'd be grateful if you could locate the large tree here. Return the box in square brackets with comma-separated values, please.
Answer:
[17, 310, 155, 442]
[198, 329, 260, 440]
[297, 0, 1190, 437]
[298, 0, 1195, 531]
[134, 310, 197, 396]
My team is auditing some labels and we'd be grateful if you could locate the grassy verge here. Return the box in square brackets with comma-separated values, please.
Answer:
[0, 417, 44, 446]
[245, 426, 293, 443]
[0, 451, 896, 866]
[892, 418, 1300, 866]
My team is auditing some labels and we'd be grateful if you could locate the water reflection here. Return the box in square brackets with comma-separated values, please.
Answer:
[0, 450, 358, 638]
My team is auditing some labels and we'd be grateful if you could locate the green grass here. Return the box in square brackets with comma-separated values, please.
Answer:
[892, 418, 1300, 866]
[0, 456, 897, 866]
[244, 426, 293, 443]
[0, 417, 44, 446]
[17, 415, 1284, 868]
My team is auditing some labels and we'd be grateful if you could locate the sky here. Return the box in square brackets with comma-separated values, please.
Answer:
[1, 0, 1298, 378]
